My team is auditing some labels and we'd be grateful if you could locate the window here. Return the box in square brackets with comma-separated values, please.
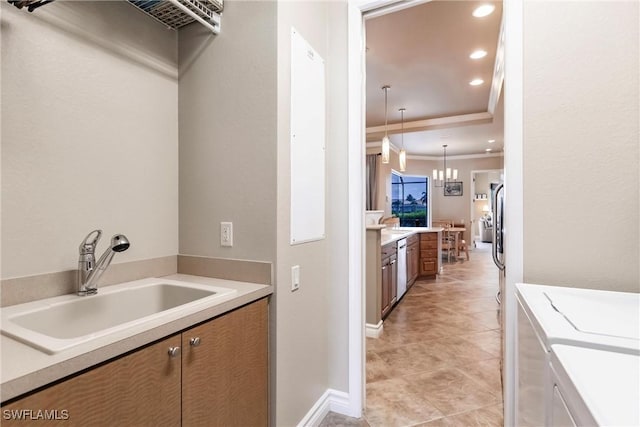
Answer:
[391, 171, 430, 227]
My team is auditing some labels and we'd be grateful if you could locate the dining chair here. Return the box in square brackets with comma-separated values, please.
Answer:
[441, 227, 456, 262]
[458, 237, 470, 261]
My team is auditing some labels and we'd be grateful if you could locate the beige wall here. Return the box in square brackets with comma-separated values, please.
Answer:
[1, 2, 178, 279]
[523, 1, 639, 292]
[178, 1, 277, 263]
[276, 1, 349, 424]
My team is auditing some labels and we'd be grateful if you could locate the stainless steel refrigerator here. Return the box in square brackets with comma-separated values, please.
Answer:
[492, 182, 506, 402]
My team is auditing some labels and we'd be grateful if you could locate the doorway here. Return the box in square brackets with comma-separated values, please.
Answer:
[470, 169, 504, 248]
[345, 0, 524, 425]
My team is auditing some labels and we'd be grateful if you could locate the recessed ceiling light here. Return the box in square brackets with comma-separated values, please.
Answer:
[469, 79, 484, 86]
[488, 139, 495, 143]
[486, 148, 492, 152]
[473, 4, 495, 18]
[470, 50, 488, 59]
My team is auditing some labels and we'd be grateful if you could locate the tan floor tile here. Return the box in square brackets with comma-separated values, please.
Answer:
[422, 336, 497, 366]
[446, 297, 499, 314]
[319, 411, 370, 427]
[365, 377, 444, 427]
[366, 351, 393, 384]
[376, 343, 449, 377]
[416, 404, 503, 427]
[459, 358, 503, 394]
[459, 330, 502, 358]
[406, 368, 500, 416]
[467, 310, 501, 331]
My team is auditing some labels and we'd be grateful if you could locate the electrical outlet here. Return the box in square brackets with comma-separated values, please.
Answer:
[221, 222, 233, 247]
[291, 265, 300, 292]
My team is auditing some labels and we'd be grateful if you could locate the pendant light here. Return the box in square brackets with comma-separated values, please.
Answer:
[433, 144, 458, 187]
[381, 85, 391, 164]
[398, 108, 407, 172]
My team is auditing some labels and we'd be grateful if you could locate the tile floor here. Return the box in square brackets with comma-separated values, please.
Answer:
[320, 242, 503, 427]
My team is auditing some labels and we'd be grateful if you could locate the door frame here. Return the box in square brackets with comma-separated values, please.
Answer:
[346, 0, 524, 423]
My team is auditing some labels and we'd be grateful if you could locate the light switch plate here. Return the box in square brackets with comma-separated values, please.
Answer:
[221, 222, 233, 247]
[291, 265, 300, 292]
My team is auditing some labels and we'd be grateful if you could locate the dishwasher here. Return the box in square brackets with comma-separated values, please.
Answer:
[396, 238, 408, 300]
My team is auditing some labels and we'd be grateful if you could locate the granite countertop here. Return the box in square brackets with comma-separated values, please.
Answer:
[379, 227, 443, 246]
[1, 274, 272, 402]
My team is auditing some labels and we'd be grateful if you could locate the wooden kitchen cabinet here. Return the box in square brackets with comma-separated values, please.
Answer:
[419, 232, 439, 278]
[380, 242, 397, 319]
[2, 299, 269, 427]
[407, 234, 419, 288]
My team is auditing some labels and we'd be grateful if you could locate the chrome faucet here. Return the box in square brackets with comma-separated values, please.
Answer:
[77, 230, 130, 296]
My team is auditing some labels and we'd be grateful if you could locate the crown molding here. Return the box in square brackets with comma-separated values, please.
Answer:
[366, 141, 400, 153]
[408, 152, 504, 161]
[362, 0, 433, 19]
[367, 141, 504, 159]
[488, 15, 505, 115]
[366, 111, 493, 138]
[367, 142, 502, 159]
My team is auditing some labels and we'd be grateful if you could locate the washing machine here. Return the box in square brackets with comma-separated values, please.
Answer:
[515, 283, 640, 426]
[549, 344, 640, 426]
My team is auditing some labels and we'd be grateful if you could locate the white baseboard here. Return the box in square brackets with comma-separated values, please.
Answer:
[365, 321, 383, 338]
[297, 389, 352, 427]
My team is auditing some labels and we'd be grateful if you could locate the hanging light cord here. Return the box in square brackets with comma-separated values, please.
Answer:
[443, 144, 447, 181]
[384, 87, 389, 137]
[401, 109, 405, 148]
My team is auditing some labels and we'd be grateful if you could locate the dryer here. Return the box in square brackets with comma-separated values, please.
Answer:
[549, 345, 639, 426]
[515, 283, 639, 426]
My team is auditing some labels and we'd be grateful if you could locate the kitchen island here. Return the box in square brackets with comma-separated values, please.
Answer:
[365, 226, 442, 338]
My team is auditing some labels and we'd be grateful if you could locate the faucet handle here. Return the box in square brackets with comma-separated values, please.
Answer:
[79, 229, 102, 255]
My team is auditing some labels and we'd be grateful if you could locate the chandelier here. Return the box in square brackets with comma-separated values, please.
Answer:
[433, 144, 458, 187]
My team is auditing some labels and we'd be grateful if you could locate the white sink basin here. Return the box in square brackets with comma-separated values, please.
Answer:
[1, 278, 237, 354]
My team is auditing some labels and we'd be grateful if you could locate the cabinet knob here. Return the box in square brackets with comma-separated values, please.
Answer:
[189, 337, 201, 347]
[168, 346, 181, 358]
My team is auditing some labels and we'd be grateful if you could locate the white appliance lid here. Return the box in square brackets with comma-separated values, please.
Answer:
[545, 291, 640, 340]
[552, 345, 640, 427]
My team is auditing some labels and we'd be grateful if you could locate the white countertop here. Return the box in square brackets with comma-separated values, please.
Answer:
[379, 227, 443, 246]
[1, 274, 272, 402]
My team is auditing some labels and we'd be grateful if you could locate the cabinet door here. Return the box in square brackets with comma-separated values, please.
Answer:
[408, 243, 419, 285]
[182, 299, 268, 427]
[413, 244, 420, 280]
[2, 335, 181, 427]
[390, 254, 397, 304]
[406, 246, 413, 288]
[381, 256, 391, 318]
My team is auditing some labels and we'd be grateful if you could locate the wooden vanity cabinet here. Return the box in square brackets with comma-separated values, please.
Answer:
[419, 232, 439, 278]
[381, 242, 397, 319]
[182, 298, 268, 427]
[2, 299, 268, 427]
[2, 335, 182, 427]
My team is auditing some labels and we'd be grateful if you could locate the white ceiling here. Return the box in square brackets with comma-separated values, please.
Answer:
[365, 1, 504, 156]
